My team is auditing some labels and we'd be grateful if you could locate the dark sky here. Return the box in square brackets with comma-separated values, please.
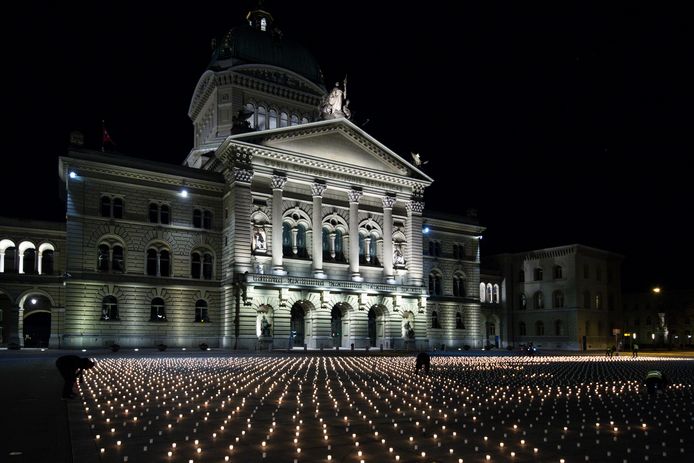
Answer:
[4, 1, 692, 291]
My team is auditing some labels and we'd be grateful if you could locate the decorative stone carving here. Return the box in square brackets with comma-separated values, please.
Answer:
[252, 226, 267, 253]
[320, 77, 351, 120]
[347, 189, 363, 203]
[406, 200, 424, 214]
[270, 175, 287, 190]
[382, 195, 397, 209]
[231, 167, 254, 183]
[393, 244, 405, 265]
[311, 182, 327, 197]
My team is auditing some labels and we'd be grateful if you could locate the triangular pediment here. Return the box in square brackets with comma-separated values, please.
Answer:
[228, 119, 431, 181]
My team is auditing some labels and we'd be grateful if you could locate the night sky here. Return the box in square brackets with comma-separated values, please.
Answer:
[5, 1, 692, 291]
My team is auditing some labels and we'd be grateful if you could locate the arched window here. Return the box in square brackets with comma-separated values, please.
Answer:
[296, 224, 307, 257]
[202, 253, 213, 280]
[280, 112, 288, 127]
[290, 114, 299, 126]
[520, 293, 527, 310]
[146, 249, 158, 276]
[23, 248, 36, 274]
[100, 196, 111, 217]
[41, 249, 54, 275]
[519, 321, 526, 336]
[534, 291, 544, 309]
[150, 298, 166, 321]
[455, 312, 464, 329]
[428, 272, 442, 296]
[0, 240, 17, 273]
[193, 209, 202, 228]
[553, 265, 563, 279]
[257, 106, 267, 130]
[533, 268, 543, 281]
[555, 320, 563, 336]
[97, 244, 110, 272]
[431, 311, 441, 329]
[160, 205, 170, 224]
[553, 290, 564, 308]
[112, 245, 124, 272]
[191, 252, 201, 279]
[159, 250, 170, 277]
[112, 198, 123, 218]
[267, 109, 278, 129]
[203, 210, 212, 230]
[282, 223, 292, 256]
[149, 203, 159, 223]
[535, 321, 545, 336]
[583, 291, 591, 309]
[479, 283, 486, 302]
[493, 284, 500, 303]
[335, 229, 344, 259]
[301, 117, 309, 124]
[453, 274, 466, 297]
[245, 103, 256, 128]
[487, 284, 493, 303]
[519, 270, 525, 282]
[195, 300, 209, 323]
[101, 296, 118, 321]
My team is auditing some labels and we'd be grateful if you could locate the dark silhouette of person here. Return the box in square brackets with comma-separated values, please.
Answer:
[645, 369, 668, 395]
[416, 352, 431, 373]
[56, 355, 95, 399]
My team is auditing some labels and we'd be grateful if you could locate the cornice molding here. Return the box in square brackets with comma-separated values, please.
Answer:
[68, 160, 225, 194]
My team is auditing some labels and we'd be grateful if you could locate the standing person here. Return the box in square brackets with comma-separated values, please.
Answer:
[632, 342, 639, 358]
[415, 352, 431, 373]
[55, 355, 95, 399]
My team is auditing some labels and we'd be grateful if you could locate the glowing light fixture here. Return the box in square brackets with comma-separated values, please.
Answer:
[69, 171, 77, 179]
[180, 189, 188, 198]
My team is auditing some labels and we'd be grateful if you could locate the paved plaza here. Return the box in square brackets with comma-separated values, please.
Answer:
[3, 351, 694, 463]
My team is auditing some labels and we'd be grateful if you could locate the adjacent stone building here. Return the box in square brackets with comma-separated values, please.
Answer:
[485, 245, 624, 350]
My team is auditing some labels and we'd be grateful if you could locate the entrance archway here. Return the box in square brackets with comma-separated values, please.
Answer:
[22, 294, 52, 347]
[331, 303, 351, 348]
[368, 306, 386, 347]
[290, 303, 305, 347]
[331, 305, 342, 347]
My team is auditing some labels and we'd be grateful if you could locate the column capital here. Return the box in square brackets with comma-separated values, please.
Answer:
[382, 195, 397, 209]
[225, 167, 254, 184]
[348, 189, 363, 203]
[311, 182, 327, 197]
[270, 174, 288, 190]
[406, 200, 425, 215]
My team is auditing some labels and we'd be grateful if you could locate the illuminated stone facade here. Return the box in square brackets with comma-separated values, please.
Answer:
[486, 245, 623, 350]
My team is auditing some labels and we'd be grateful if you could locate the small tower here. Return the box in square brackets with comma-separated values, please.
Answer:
[246, 6, 273, 32]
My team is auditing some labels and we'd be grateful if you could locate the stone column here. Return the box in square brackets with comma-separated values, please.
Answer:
[348, 189, 363, 280]
[0, 251, 4, 273]
[406, 199, 425, 286]
[311, 182, 327, 277]
[382, 195, 396, 283]
[271, 175, 287, 274]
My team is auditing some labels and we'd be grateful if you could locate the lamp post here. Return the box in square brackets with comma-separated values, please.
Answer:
[652, 287, 667, 347]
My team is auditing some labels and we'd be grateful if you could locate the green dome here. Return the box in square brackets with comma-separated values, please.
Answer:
[209, 24, 324, 87]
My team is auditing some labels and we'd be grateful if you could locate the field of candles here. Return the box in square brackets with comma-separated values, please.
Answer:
[74, 354, 694, 462]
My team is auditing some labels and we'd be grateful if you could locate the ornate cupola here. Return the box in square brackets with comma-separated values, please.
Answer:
[246, 7, 274, 32]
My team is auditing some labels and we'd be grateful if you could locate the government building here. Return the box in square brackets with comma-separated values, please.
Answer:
[1, 8, 623, 351]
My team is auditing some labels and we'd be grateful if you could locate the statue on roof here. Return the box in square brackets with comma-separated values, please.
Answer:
[321, 77, 351, 119]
